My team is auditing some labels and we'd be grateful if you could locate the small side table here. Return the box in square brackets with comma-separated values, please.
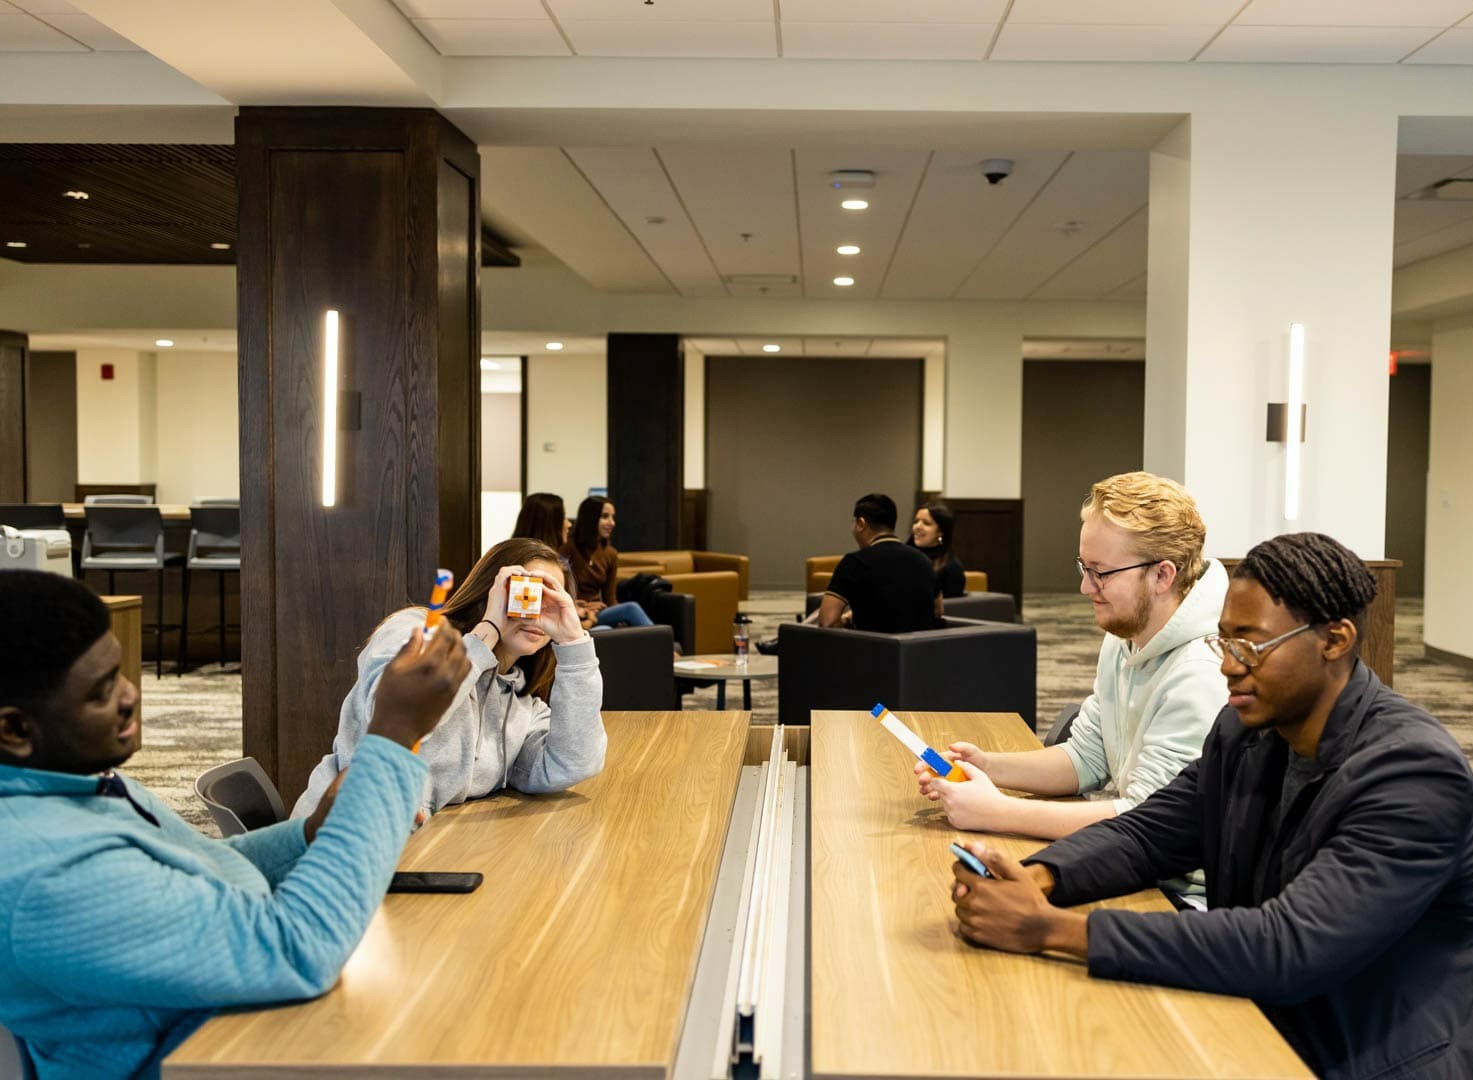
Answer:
[673, 654, 778, 710]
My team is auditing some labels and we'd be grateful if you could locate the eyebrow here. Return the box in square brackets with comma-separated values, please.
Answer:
[88, 664, 121, 693]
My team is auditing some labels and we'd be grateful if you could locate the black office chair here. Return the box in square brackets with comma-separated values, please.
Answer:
[181, 503, 240, 671]
[80, 504, 183, 677]
[1045, 702, 1082, 747]
[0, 503, 66, 530]
[194, 757, 286, 836]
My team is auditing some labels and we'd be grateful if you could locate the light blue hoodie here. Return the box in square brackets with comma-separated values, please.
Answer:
[0, 735, 425, 1080]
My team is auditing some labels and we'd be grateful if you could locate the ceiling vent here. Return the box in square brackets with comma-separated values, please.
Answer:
[724, 273, 797, 286]
[1404, 178, 1473, 201]
[828, 170, 876, 190]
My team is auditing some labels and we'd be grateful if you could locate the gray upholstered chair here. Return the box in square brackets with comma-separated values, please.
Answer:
[1, 1021, 33, 1080]
[182, 502, 241, 671]
[591, 625, 678, 710]
[83, 493, 153, 505]
[80, 504, 183, 677]
[943, 592, 1017, 622]
[194, 757, 286, 836]
[777, 616, 1037, 729]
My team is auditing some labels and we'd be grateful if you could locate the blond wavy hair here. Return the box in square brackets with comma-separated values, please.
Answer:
[1080, 471, 1206, 598]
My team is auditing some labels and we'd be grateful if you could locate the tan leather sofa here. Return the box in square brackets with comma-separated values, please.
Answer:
[616, 560, 743, 655]
[806, 553, 988, 593]
[620, 550, 750, 600]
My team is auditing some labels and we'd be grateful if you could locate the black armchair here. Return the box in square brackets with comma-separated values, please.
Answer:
[642, 590, 696, 657]
[777, 617, 1036, 729]
[942, 592, 1017, 622]
[591, 625, 678, 710]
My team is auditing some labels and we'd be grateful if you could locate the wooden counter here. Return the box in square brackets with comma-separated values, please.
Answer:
[809, 709, 1311, 1079]
[165, 711, 751, 1078]
[101, 595, 141, 715]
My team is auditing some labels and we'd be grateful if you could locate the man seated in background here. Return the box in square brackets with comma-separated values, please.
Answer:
[817, 492, 940, 633]
[0, 570, 468, 1080]
[919, 472, 1226, 872]
[949, 532, 1473, 1080]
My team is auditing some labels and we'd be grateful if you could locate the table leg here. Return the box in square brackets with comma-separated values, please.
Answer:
[717, 681, 726, 710]
[743, 679, 751, 711]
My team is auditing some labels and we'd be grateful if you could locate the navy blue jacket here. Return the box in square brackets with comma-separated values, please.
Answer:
[1030, 662, 1473, 1079]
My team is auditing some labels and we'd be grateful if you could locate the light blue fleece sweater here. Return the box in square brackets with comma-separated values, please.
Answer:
[0, 735, 425, 1080]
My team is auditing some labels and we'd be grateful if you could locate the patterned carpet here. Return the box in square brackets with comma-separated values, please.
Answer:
[130, 593, 1472, 834]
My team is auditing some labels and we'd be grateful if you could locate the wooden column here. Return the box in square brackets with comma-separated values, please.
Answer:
[0, 330, 27, 503]
[607, 333, 683, 552]
[944, 497, 1025, 613]
[236, 108, 480, 803]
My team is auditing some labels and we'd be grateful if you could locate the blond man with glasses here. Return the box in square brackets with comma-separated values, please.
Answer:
[918, 472, 1227, 892]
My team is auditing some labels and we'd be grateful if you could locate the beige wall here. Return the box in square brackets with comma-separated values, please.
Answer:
[1425, 318, 1473, 660]
[75, 349, 154, 485]
[524, 352, 605, 508]
[154, 350, 238, 503]
[481, 391, 521, 491]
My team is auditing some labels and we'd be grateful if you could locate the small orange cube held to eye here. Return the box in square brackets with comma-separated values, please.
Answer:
[507, 574, 544, 619]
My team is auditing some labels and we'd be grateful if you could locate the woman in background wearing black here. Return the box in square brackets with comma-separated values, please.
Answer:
[909, 502, 966, 598]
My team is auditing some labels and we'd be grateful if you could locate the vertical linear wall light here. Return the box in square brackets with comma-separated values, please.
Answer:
[322, 309, 340, 508]
[1284, 322, 1305, 522]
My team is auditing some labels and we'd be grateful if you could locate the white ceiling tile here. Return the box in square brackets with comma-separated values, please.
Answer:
[1394, 154, 1473, 196]
[412, 18, 569, 55]
[1028, 205, 1148, 299]
[566, 147, 726, 296]
[1106, 274, 1148, 300]
[1404, 26, 1473, 62]
[956, 150, 1148, 299]
[1008, 0, 1242, 25]
[9, 1, 138, 49]
[1199, 25, 1437, 62]
[990, 23, 1215, 61]
[795, 149, 933, 300]
[1236, 0, 1473, 28]
[881, 150, 1071, 299]
[0, 6, 86, 49]
[1394, 216, 1473, 264]
[550, 0, 771, 20]
[657, 147, 800, 283]
[783, 21, 994, 60]
[781, 0, 1005, 22]
[393, 0, 545, 17]
[1394, 198, 1473, 246]
[561, 19, 775, 56]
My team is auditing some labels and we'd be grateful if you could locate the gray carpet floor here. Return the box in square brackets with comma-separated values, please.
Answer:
[132, 593, 1471, 834]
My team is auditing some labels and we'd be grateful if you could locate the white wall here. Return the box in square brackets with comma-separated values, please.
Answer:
[1425, 317, 1473, 661]
[524, 352, 605, 508]
[154, 350, 238, 503]
[75, 349, 153, 485]
[683, 343, 705, 489]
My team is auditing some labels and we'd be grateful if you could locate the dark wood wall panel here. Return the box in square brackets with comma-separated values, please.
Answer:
[946, 498, 1025, 613]
[0, 332, 27, 503]
[607, 333, 683, 552]
[237, 108, 481, 804]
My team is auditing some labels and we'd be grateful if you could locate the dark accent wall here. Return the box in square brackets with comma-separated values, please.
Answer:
[607, 333, 682, 552]
[26, 351, 77, 503]
[236, 108, 480, 804]
[1022, 360, 1145, 591]
[1386, 363, 1430, 596]
[706, 355, 921, 589]
[945, 498, 1025, 611]
[0, 331, 26, 502]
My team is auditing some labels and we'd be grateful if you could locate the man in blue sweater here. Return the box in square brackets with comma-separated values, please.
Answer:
[948, 533, 1473, 1079]
[0, 570, 469, 1080]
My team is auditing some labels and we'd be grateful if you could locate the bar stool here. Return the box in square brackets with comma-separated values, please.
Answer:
[80, 504, 183, 677]
[83, 494, 153, 505]
[0, 503, 66, 529]
[181, 502, 241, 672]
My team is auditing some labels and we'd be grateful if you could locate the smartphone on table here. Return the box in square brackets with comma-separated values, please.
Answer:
[388, 871, 483, 894]
[949, 842, 993, 879]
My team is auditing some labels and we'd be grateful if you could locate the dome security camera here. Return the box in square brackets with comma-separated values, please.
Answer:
[981, 158, 1014, 185]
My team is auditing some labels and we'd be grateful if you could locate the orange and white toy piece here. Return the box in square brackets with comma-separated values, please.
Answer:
[507, 574, 543, 619]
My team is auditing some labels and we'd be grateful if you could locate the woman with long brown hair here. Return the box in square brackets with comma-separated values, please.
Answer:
[292, 537, 605, 820]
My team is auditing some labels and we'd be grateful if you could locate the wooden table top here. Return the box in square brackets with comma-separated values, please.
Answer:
[63, 502, 192, 521]
[809, 709, 1311, 1080]
[165, 711, 752, 1078]
[674, 653, 779, 680]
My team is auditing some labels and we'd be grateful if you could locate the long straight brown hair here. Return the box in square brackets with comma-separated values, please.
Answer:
[439, 537, 563, 703]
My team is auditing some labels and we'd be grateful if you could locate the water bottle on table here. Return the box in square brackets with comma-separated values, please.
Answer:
[732, 613, 751, 666]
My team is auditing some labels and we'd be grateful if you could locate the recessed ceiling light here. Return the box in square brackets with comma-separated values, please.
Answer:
[62, 190, 89, 200]
[545, 342, 564, 351]
[836, 244, 861, 255]
[5, 241, 26, 248]
[833, 276, 855, 287]
[762, 344, 781, 353]
[155, 339, 175, 348]
[209, 242, 231, 250]
[479, 358, 501, 370]
[840, 199, 869, 211]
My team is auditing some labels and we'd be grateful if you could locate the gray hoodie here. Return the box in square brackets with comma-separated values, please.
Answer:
[292, 609, 606, 821]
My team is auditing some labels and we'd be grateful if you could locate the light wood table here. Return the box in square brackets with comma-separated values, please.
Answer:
[810, 709, 1311, 1079]
[101, 595, 142, 715]
[674, 653, 778, 710]
[63, 502, 191, 521]
[165, 711, 751, 1078]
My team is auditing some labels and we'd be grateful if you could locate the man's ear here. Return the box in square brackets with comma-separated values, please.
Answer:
[1153, 560, 1179, 596]
[0, 705, 36, 762]
[1323, 618, 1358, 663]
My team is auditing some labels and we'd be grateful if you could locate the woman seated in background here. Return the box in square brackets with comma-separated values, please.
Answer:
[909, 501, 966, 598]
[563, 496, 654, 631]
[512, 491, 570, 550]
[292, 537, 606, 822]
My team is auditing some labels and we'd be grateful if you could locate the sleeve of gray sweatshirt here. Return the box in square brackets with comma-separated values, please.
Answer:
[507, 635, 607, 793]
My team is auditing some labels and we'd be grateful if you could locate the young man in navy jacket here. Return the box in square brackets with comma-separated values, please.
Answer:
[949, 532, 1473, 1080]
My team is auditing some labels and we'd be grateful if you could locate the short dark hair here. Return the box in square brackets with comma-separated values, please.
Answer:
[853, 493, 897, 531]
[0, 571, 111, 716]
[1233, 532, 1377, 628]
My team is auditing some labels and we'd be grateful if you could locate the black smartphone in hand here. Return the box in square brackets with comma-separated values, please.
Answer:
[388, 871, 483, 894]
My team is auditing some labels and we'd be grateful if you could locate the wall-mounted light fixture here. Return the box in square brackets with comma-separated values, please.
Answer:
[322, 309, 340, 508]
